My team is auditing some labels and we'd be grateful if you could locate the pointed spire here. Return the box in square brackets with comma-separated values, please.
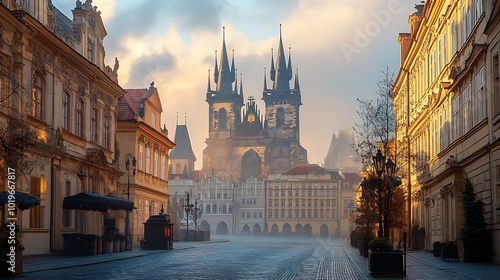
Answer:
[239, 72, 244, 97]
[231, 48, 235, 78]
[234, 68, 238, 92]
[272, 24, 291, 93]
[263, 67, 268, 91]
[214, 50, 218, 84]
[287, 46, 293, 80]
[270, 47, 275, 81]
[216, 26, 235, 94]
[294, 67, 300, 92]
[207, 69, 211, 91]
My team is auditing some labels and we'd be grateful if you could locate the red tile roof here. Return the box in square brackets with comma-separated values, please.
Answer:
[117, 88, 147, 121]
[282, 164, 322, 175]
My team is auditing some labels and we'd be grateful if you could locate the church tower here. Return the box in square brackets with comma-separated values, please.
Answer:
[203, 27, 243, 178]
[169, 118, 197, 178]
[262, 25, 307, 172]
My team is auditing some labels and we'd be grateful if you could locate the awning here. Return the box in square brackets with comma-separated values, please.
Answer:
[0, 191, 40, 211]
[63, 192, 133, 212]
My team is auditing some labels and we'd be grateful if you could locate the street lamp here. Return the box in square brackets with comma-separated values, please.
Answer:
[125, 156, 136, 250]
[184, 192, 194, 241]
[372, 149, 385, 238]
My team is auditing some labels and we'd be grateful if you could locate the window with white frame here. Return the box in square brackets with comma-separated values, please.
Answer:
[475, 0, 482, 24]
[463, 84, 472, 133]
[452, 95, 460, 142]
[160, 154, 166, 180]
[138, 144, 144, 171]
[475, 67, 485, 124]
[32, 73, 44, 119]
[461, 4, 467, 45]
[146, 147, 151, 174]
[153, 150, 159, 177]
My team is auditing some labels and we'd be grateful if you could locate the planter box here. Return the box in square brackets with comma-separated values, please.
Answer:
[368, 250, 404, 276]
[441, 250, 459, 262]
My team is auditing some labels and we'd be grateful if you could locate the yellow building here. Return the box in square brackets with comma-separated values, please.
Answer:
[393, 0, 500, 261]
[117, 83, 175, 244]
[0, 0, 123, 254]
[266, 164, 360, 237]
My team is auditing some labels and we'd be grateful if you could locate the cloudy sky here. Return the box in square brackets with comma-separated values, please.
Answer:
[54, 0, 418, 169]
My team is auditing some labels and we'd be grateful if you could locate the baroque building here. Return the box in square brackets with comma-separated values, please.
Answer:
[266, 164, 360, 237]
[202, 27, 307, 183]
[0, 0, 123, 255]
[117, 82, 175, 245]
[393, 0, 500, 261]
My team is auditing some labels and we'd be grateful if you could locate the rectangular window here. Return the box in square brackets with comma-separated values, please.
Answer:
[151, 112, 156, 128]
[160, 155, 166, 180]
[475, 0, 482, 24]
[451, 18, 457, 54]
[463, 84, 472, 133]
[153, 151, 159, 177]
[138, 144, 144, 171]
[63, 92, 69, 130]
[494, 54, 500, 114]
[451, 94, 460, 142]
[146, 147, 151, 173]
[76, 100, 83, 137]
[461, 5, 467, 45]
[259, 213, 262, 219]
[32, 74, 43, 119]
[91, 108, 98, 142]
[87, 37, 94, 62]
[475, 67, 485, 124]
[104, 117, 110, 149]
[241, 213, 245, 219]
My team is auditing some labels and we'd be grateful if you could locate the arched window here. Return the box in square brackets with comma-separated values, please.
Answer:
[218, 108, 227, 130]
[276, 107, 285, 127]
[32, 73, 44, 119]
[222, 205, 227, 214]
[206, 205, 211, 214]
[76, 99, 84, 137]
[63, 92, 70, 130]
[212, 204, 217, 214]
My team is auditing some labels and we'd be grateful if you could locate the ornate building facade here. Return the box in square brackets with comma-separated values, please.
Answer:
[393, 0, 500, 260]
[202, 27, 307, 183]
[0, 0, 123, 254]
[117, 82, 175, 244]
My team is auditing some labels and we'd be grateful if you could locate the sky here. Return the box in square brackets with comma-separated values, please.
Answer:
[54, 0, 418, 170]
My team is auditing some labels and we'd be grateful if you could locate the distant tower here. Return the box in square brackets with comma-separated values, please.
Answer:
[169, 121, 196, 178]
[324, 129, 357, 170]
[203, 27, 243, 178]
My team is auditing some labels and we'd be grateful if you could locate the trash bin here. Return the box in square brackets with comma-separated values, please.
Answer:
[63, 233, 85, 255]
[142, 214, 174, 250]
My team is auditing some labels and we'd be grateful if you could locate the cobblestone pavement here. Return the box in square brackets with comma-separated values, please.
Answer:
[19, 235, 500, 279]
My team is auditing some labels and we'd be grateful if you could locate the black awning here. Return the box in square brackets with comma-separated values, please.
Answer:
[0, 191, 40, 211]
[63, 192, 133, 212]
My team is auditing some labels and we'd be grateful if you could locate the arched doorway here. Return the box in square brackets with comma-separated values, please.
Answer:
[253, 224, 261, 234]
[271, 224, 279, 235]
[304, 224, 312, 236]
[295, 223, 303, 236]
[282, 223, 292, 235]
[320, 224, 329, 237]
[241, 149, 262, 181]
[200, 220, 211, 231]
[242, 224, 250, 235]
[215, 221, 228, 234]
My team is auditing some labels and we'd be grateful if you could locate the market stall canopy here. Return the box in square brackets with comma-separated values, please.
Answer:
[63, 192, 133, 212]
[0, 191, 40, 211]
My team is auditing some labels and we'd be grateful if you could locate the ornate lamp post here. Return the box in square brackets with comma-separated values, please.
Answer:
[373, 149, 386, 238]
[125, 156, 136, 250]
[184, 192, 194, 241]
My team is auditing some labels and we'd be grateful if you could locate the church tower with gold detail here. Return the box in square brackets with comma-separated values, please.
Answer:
[203, 26, 307, 183]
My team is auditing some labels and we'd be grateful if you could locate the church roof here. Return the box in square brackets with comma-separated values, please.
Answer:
[282, 164, 322, 175]
[170, 124, 196, 160]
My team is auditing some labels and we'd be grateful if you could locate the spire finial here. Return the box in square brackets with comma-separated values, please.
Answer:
[184, 112, 187, 125]
[223, 26, 226, 42]
[176, 112, 179, 125]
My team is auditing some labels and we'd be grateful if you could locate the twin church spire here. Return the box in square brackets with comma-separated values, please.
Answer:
[207, 25, 300, 98]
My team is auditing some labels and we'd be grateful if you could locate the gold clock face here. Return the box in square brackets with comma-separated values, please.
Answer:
[247, 113, 255, 123]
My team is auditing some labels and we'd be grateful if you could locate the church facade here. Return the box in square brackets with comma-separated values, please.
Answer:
[202, 27, 307, 183]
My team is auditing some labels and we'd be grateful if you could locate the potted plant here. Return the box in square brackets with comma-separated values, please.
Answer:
[441, 241, 459, 262]
[101, 234, 114, 254]
[368, 237, 404, 276]
[432, 241, 442, 257]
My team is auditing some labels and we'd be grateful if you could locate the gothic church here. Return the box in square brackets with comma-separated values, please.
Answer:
[202, 27, 307, 183]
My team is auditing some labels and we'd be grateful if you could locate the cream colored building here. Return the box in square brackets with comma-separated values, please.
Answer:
[393, 0, 500, 261]
[0, 0, 123, 254]
[117, 83, 175, 244]
[266, 165, 360, 237]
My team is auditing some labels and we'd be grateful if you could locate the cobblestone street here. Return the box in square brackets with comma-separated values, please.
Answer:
[20, 235, 499, 279]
